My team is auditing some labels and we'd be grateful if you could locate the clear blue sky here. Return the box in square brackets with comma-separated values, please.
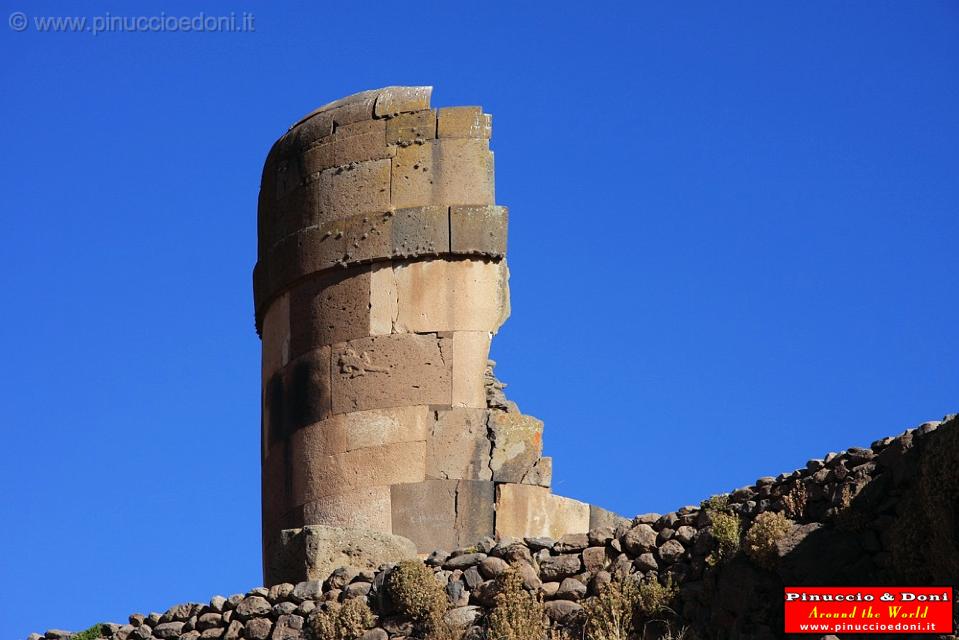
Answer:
[1, 1, 956, 637]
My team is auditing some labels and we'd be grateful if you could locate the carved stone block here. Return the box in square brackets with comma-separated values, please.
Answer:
[330, 334, 451, 414]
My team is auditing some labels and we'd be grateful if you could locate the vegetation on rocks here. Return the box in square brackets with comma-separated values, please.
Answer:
[309, 599, 375, 640]
[781, 482, 807, 520]
[635, 576, 678, 619]
[386, 560, 449, 636]
[488, 569, 547, 640]
[744, 511, 792, 570]
[584, 577, 640, 640]
[702, 495, 741, 566]
[72, 625, 107, 640]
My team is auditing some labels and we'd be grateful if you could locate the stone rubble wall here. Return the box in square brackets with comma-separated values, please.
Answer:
[35, 415, 958, 640]
[254, 87, 616, 582]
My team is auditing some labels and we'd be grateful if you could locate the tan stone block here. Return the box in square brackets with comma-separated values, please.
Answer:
[286, 110, 335, 154]
[255, 207, 454, 327]
[390, 479, 457, 551]
[589, 504, 629, 531]
[271, 146, 305, 201]
[450, 206, 508, 257]
[521, 456, 552, 489]
[328, 97, 377, 127]
[263, 225, 344, 296]
[452, 331, 492, 408]
[426, 408, 492, 481]
[292, 90, 377, 129]
[263, 370, 285, 449]
[292, 406, 431, 456]
[390, 479, 494, 552]
[288, 267, 372, 359]
[266, 170, 333, 250]
[391, 140, 494, 209]
[392, 260, 510, 333]
[374, 86, 432, 117]
[454, 480, 495, 546]
[269, 346, 332, 437]
[391, 206, 450, 257]
[340, 211, 393, 264]
[489, 410, 544, 483]
[437, 107, 492, 139]
[261, 292, 290, 383]
[369, 262, 398, 335]
[386, 110, 436, 146]
[495, 484, 590, 539]
[262, 440, 293, 526]
[302, 139, 335, 177]
[291, 440, 426, 504]
[330, 334, 451, 414]
[266, 524, 417, 586]
[335, 206, 451, 266]
[333, 119, 395, 167]
[301, 486, 392, 533]
[262, 505, 305, 580]
[330, 159, 391, 221]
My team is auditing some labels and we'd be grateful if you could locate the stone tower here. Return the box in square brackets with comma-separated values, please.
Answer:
[255, 87, 619, 582]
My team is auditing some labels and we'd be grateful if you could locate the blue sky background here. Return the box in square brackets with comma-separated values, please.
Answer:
[2, 1, 957, 637]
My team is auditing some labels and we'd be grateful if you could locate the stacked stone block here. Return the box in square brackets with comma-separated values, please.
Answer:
[255, 87, 599, 581]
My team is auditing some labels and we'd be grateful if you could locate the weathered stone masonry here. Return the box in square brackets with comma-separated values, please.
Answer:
[254, 87, 621, 583]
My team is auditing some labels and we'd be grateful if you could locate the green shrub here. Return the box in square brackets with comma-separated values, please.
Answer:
[488, 568, 547, 640]
[308, 599, 375, 640]
[706, 509, 743, 567]
[72, 625, 106, 640]
[744, 511, 792, 570]
[700, 494, 729, 512]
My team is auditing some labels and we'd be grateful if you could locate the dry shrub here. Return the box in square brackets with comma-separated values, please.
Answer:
[386, 560, 449, 636]
[488, 568, 547, 640]
[781, 483, 808, 520]
[744, 511, 792, 570]
[584, 577, 640, 640]
[635, 575, 677, 619]
[309, 599, 375, 640]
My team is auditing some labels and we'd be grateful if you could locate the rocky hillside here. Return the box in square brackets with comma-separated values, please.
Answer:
[30, 414, 958, 640]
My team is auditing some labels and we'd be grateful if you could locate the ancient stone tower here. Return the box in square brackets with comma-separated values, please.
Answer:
[255, 87, 619, 582]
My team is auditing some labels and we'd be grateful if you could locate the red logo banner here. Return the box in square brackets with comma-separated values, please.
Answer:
[784, 586, 954, 634]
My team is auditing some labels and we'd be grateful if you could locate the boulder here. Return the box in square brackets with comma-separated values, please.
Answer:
[266, 525, 417, 585]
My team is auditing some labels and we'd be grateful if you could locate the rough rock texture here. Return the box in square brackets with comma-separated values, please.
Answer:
[37, 415, 958, 640]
